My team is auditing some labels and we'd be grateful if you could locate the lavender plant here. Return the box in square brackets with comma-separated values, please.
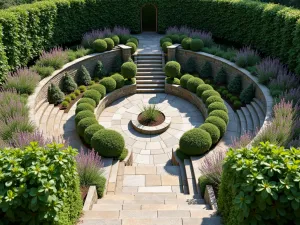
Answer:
[36, 47, 68, 70]
[4, 68, 40, 95]
[230, 131, 255, 149]
[278, 87, 300, 108]
[235, 46, 260, 68]
[112, 26, 130, 36]
[190, 30, 214, 47]
[256, 57, 283, 84]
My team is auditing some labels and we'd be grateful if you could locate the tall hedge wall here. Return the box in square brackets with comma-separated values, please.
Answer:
[0, 0, 300, 82]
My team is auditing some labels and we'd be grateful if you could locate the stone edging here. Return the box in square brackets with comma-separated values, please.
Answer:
[83, 186, 98, 212]
[204, 185, 218, 211]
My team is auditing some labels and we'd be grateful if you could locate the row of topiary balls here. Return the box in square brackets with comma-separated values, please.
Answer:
[165, 61, 229, 156]
[92, 35, 139, 55]
[160, 35, 204, 53]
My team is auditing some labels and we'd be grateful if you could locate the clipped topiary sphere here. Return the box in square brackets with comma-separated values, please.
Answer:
[75, 110, 95, 125]
[83, 89, 101, 105]
[199, 123, 220, 145]
[104, 38, 115, 50]
[162, 42, 172, 53]
[208, 102, 228, 114]
[205, 96, 224, 106]
[75, 103, 95, 114]
[126, 42, 137, 54]
[170, 34, 180, 43]
[209, 110, 229, 125]
[92, 39, 107, 53]
[127, 37, 138, 46]
[180, 74, 194, 89]
[166, 77, 180, 85]
[196, 84, 214, 98]
[205, 116, 227, 136]
[90, 84, 106, 99]
[100, 77, 117, 93]
[187, 77, 204, 93]
[111, 73, 125, 89]
[110, 35, 120, 45]
[179, 128, 212, 156]
[164, 61, 181, 78]
[121, 62, 137, 80]
[179, 34, 188, 43]
[91, 129, 125, 157]
[160, 37, 172, 46]
[77, 117, 98, 138]
[181, 37, 192, 50]
[77, 97, 96, 108]
[83, 123, 104, 145]
[201, 90, 221, 103]
[190, 39, 204, 52]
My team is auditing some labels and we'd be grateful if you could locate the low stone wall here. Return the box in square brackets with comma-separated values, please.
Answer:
[165, 83, 208, 119]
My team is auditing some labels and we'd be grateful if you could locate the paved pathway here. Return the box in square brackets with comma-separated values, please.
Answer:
[98, 93, 204, 165]
[134, 32, 163, 54]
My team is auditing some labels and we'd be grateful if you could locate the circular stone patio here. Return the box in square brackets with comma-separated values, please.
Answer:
[98, 93, 205, 166]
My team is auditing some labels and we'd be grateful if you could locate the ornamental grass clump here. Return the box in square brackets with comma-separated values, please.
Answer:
[76, 148, 106, 197]
[36, 47, 68, 70]
[141, 105, 160, 123]
[218, 142, 300, 225]
[269, 72, 299, 97]
[256, 57, 282, 85]
[277, 87, 300, 108]
[4, 68, 40, 95]
[235, 46, 260, 68]
[230, 131, 254, 149]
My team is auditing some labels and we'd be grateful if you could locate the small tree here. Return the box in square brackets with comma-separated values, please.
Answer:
[48, 83, 65, 105]
[164, 61, 181, 79]
[200, 62, 212, 78]
[76, 65, 91, 86]
[93, 60, 107, 79]
[227, 75, 242, 94]
[112, 56, 123, 73]
[62, 72, 77, 93]
[214, 67, 227, 85]
[121, 62, 137, 80]
[240, 84, 255, 104]
[184, 57, 196, 74]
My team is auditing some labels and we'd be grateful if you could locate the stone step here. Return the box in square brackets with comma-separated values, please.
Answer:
[96, 198, 205, 205]
[136, 75, 165, 80]
[246, 104, 260, 132]
[53, 109, 64, 135]
[251, 101, 265, 126]
[184, 159, 197, 195]
[137, 88, 165, 93]
[236, 109, 247, 136]
[35, 99, 46, 112]
[138, 71, 165, 76]
[136, 80, 165, 84]
[46, 106, 60, 136]
[137, 83, 165, 88]
[39, 104, 55, 134]
[35, 101, 49, 125]
[137, 60, 162, 64]
[138, 64, 163, 68]
[253, 98, 265, 114]
[138, 67, 163, 72]
[136, 53, 162, 57]
[234, 112, 241, 138]
[137, 56, 162, 60]
[241, 107, 254, 132]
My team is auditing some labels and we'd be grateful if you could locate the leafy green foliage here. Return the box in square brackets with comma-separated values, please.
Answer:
[180, 74, 193, 89]
[92, 39, 107, 53]
[83, 123, 104, 145]
[0, 142, 82, 224]
[205, 116, 227, 136]
[200, 61, 212, 78]
[181, 37, 192, 50]
[205, 96, 224, 106]
[93, 60, 107, 80]
[184, 57, 197, 74]
[76, 65, 91, 86]
[179, 128, 212, 156]
[127, 37, 138, 46]
[99, 77, 117, 93]
[208, 102, 228, 114]
[240, 84, 255, 104]
[190, 39, 204, 51]
[141, 105, 160, 122]
[164, 61, 181, 78]
[126, 42, 137, 54]
[199, 123, 220, 145]
[112, 55, 123, 73]
[110, 35, 120, 46]
[162, 41, 172, 53]
[166, 77, 180, 84]
[187, 77, 204, 93]
[214, 67, 227, 85]
[160, 37, 172, 46]
[47, 83, 64, 105]
[62, 73, 77, 93]
[227, 76, 242, 94]
[219, 142, 300, 225]
[75, 103, 95, 114]
[201, 90, 221, 103]
[196, 84, 213, 97]
[83, 89, 101, 105]
[209, 110, 229, 125]
[104, 38, 114, 50]
[111, 73, 125, 89]
[75, 110, 95, 125]
[77, 97, 96, 108]
[90, 84, 106, 98]
[121, 62, 137, 80]
[76, 117, 98, 138]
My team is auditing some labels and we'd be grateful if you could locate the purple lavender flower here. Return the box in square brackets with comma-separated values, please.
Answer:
[37, 47, 68, 69]
[231, 131, 255, 149]
[235, 46, 260, 68]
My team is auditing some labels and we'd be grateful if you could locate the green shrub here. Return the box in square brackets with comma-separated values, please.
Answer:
[201, 90, 221, 103]
[119, 34, 131, 44]
[240, 84, 255, 104]
[218, 142, 300, 225]
[205, 116, 227, 136]
[121, 62, 137, 80]
[179, 34, 188, 43]
[110, 35, 120, 46]
[184, 57, 197, 74]
[205, 96, 224, 106]
[160, 37, 172, 46]
[90, 84, 106, 98]
[76, 65, 91, 86]
[230, 96, 239, 102]
[83, 89, 101, 105]
[227, 75, 242, 94]
[104, 38, 114, 50]
[200, 61, 212, 78]
[208, 102, 228, 114]
[62, 73, 77, 93]
[75, 110, 95, 125]
[118, 148, 128, 161]
[32, 65, 55, 78]
[64, 96, 71, 103]
[190, 39, 204, 51]
[79, 85, 87, 93]
[196, 84, 213, 97]
[162, 41, 172, 53]
[0, 143, 82, 224]
[124, 78, 136, 85]
[126, 42, 137, 54]
[221, 89, 229, 96]
[93, 60, 107, 79]
[214, 67, 227, 85]
[91, 129, 125, 157]
[77, 117, 98, 137]
[70, 93, 76, 100]
[127, 37, 138, 46]
[180, 74, 193, 89]
[164, 61, 181, 78]
[92, 39, 107, 53]
[179, 128, 212, 156]
[199, 175, 213, 198]
[170, 34, 180, 43]
[233, 100, 242, 108]
[75, 103, 95, 114]
[47, 83, 65, 105]
[83, 123, 104, 145]
[166, 77, 180, 85]
[112, 55, 123, 73]
[181, 37, 192, 50]
[61, 101, 69, 108]
[209, 110, 229, 124]
[100, 77, 117, 93]
[77, 97, 96, 108]
[111, 73, 125, 89]
[199, 123, 220, 145]
[74, 89, 81, 96]
[226, 93, 233, 99]
[187, 77, 204, 93]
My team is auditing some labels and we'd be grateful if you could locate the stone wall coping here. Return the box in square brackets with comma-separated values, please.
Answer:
[204, 185, 218, 211]
[167, 44, 180, 49]
[27, 49, 121, 130]
[118, 44, 131, 50]
[83, 185, 98, 212]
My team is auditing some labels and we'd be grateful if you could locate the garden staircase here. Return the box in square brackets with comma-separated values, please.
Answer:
[134, 53, 166, 93]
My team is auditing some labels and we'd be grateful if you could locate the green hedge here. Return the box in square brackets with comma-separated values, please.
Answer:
[1, 0, 300, 82]
[0, 142, 82, 224]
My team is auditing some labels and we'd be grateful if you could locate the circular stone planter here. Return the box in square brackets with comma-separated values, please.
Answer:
[131, 113, 171, 135]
